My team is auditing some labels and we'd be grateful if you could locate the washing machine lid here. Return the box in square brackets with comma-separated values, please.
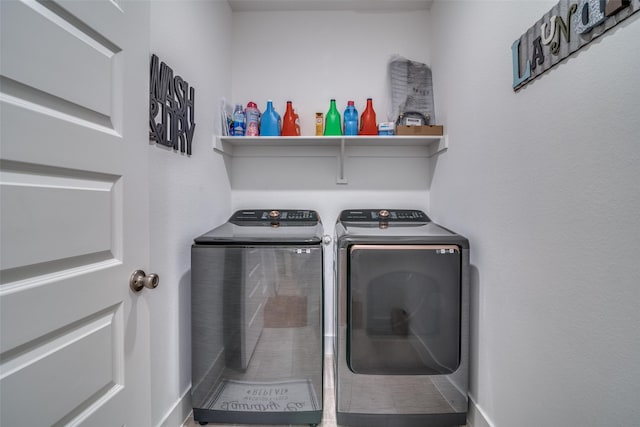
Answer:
[336, 209, 469, 248]
[193, 209, 323, 244]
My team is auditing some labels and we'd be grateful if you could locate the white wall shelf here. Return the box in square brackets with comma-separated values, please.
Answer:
[214, 135, 447, 185]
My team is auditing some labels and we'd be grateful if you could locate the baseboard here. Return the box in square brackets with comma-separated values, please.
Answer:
[468, 394, 493, 427]
[157, 387, 192, 427]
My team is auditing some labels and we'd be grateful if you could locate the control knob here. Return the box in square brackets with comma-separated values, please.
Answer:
[378, 209, 390, 219]
[269, 210, 281, 219]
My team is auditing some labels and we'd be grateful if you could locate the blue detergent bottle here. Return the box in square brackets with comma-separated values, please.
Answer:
[343, 100, 358, 136]
[260, 100, 281, 136]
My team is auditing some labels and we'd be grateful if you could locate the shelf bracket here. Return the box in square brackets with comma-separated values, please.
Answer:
[213, 135, 233, 156]
[336, 138, 348, 185]
[426, 135, 448, 157]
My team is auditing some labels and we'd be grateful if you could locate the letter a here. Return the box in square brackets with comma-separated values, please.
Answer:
[530, 36, 545, 70]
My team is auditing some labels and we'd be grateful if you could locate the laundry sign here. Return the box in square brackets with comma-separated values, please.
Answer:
[512, 0, 639, 91]
[149, 54, 196, 154]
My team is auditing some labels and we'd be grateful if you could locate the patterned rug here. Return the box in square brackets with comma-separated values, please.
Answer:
[206, 378, 319, 412]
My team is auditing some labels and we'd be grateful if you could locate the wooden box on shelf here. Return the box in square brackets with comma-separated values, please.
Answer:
[396, 125, 444, 136]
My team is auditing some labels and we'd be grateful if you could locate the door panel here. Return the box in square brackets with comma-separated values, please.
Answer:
[0, 162, 117, 272]
[1, 306, 122, 426]
[348, 245, 461, 375]
[0, 1, 150, 426]
[0, 0, 115, 117]
[191, 244, 324, 420]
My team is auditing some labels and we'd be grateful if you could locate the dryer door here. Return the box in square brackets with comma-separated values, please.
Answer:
[348, 245, 461, 375]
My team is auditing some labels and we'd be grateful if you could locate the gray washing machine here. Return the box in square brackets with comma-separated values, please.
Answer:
[334, 209, 470, 427]
[191, 209, 323, 426]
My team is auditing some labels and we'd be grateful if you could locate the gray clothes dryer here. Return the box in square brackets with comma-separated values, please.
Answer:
[191, 209, 323, 426]
[334, 209, 470, 427]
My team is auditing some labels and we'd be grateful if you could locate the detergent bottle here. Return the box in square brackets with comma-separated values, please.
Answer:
[281, 101, 300, 136]
[359, 98, 377, 135]
[324, 99, 342, 136]
[232, 104, 245, 136]
[245, 101, 260, 136]
[343, 101, 358, 136]
[260, 100, 281, 136]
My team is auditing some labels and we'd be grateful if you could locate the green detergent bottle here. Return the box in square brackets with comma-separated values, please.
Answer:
[324, 99, 342, 136]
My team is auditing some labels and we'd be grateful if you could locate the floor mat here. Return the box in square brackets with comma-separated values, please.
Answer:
[206, 378, 319, 413]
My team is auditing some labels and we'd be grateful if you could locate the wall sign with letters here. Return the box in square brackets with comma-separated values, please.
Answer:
[149, 54, 196, 154]
[512, 0, 639, 91]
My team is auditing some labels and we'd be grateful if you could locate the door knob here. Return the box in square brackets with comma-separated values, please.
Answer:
[129, 270, 159, 292]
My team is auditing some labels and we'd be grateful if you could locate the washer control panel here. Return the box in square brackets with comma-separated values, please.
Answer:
[230, 209, 318, 225]
[339, 209, 430, 223]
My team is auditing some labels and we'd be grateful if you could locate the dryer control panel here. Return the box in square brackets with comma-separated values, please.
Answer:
[339, 209, 430, 223]
[230, 209, 319, 225]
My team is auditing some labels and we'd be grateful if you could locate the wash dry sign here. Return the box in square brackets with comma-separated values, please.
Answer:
[149, 54, 196, 154]
[512, 0, 639, 90]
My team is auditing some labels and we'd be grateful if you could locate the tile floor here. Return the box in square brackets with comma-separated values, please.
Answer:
[181, 355, 470, 427]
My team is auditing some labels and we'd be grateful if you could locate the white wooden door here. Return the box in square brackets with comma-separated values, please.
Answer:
[0, 1, 152, 426]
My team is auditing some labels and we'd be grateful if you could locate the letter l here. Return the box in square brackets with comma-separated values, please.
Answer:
[511, 38, 531, 89]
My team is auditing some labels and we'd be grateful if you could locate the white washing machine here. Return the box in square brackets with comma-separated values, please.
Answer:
[334, 209, 470, 427]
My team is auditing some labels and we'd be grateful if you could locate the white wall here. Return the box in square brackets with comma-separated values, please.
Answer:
[231, 9, 432, 135]
[229, 8, 434, 346]
[148, 1, 232, 426]
[428, 2, 640, 426]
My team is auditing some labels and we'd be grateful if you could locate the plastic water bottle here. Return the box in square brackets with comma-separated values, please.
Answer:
[343, 101, 358, 136]
[260, 100, 281, 136]
[232, 104, 245, 136]
[359, 98, 377, 135]
[324, 99, 342, 136]
[245, 101, 260, 136]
